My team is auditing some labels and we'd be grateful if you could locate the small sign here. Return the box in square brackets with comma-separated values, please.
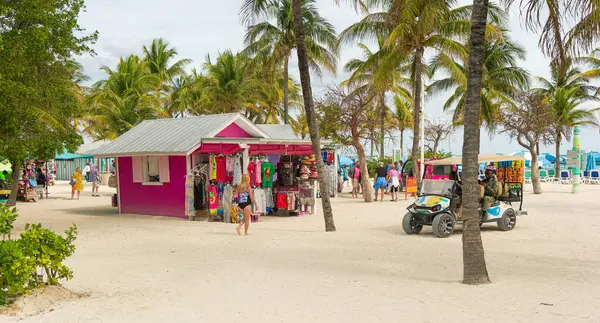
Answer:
[567, 150, 580, 158]
[405, 177, 417, 200]
[567, 159, 580, 168]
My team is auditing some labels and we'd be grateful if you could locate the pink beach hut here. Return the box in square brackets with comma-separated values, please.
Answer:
[90, 113, 317, 219]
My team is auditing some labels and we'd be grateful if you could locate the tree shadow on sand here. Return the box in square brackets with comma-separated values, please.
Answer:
[58, 206, 119, 217]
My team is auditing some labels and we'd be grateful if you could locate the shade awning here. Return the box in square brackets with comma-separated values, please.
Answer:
[424, 154, 525, 165]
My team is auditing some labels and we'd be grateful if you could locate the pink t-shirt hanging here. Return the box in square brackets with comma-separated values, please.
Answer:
[255, 160, 262, 186]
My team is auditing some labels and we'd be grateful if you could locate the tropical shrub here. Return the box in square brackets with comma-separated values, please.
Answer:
[0, 205, 77, 305]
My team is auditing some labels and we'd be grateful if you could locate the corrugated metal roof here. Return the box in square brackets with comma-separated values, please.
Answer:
[257, 124, 300, 140]
[77, 140, 111, 155]
[91, 113, 240, 156]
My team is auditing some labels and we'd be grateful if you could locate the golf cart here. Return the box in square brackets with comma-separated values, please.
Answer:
[402, 155, 528, 238]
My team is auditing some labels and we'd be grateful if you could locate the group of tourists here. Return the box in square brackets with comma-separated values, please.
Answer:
[340, 160, 406, 202]
[373, 161, 404, 202]
[70, 162, 101, 199]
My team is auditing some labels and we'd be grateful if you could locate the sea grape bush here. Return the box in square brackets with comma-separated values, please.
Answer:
[0, 205, 77, 305]
[0, 206, 18, 240]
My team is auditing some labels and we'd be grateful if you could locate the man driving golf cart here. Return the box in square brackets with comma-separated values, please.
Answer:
[479, 168, 499, 212]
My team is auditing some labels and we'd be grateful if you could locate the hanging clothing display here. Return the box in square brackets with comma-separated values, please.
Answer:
[209, 186, 218, 216]
[216, 156, 227, 182]
[279, 162, 294, 186]
[210, 156, 217, 180]
[276, 192, 288, 209]
[253, 188, 267, 215]
[185, 175, 195, 218]
[264, 187, 273, 209]
[261, 160, 275, 188]
[248, 161, 255, 186]
[223, 185, 233, 223]
[254, 160, 262, 186]
[233, 156, 242, 186]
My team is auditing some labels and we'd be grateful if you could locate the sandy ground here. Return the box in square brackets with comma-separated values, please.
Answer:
[1, 180, 600, 323]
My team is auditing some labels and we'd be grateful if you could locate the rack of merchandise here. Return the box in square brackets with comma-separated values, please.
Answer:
[493, 160, 525, 183]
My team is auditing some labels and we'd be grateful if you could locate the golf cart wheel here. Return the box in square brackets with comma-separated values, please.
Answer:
[432, 213, 456, 238]
[497, 209, 517, 231]
[402, 213, 423, 234]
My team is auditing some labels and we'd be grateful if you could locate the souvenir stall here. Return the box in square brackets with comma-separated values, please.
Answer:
[91, 113, 332, 221]
[493, 160, 525, 183]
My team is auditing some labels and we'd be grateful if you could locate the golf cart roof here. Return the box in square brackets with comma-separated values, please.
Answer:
[424, 154, 525, 166]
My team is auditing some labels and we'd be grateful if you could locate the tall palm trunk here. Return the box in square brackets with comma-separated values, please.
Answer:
[370, 138, 374, 157]
[461, 0, 490, 285]
[7, 163, 22, 207]
[400, 129, 404, 162]
[555, 130, 561, 178]
[412, 47, 424, 184]
[380, 93, 385, 158]
[283, 57, 290, 124]
[291, 0, 335, 232]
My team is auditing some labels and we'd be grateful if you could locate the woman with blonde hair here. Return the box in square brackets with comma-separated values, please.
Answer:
[70, 167, 84, 200]
[236, 174, 256, 236]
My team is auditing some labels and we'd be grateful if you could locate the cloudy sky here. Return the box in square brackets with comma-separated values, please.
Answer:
[75, 0, 600, 155]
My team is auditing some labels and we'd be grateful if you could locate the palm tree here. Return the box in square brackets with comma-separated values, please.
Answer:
[143, 38, 192, 84]
[534, 59, 598, 177]
[429, 38, 530, 131]
[460, 0, 491, 285]
[240, 0, 337, 231]
[339, 0, 482, 185]
[242, 0, 338, 124]
[199, 50, 263, 115]
[85, 55, 161, 139]
[394, 95, 413, 161]
[579, 49, 600, 95]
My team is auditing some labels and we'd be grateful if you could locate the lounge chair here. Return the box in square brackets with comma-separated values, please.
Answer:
[524, 170, 532, 183]
[583, 171, 591, 184]
[589, 170, 600, 184]
[547, 169, 558, 183]
[559, 170, 571, 184]
[539, 169, 549, 182]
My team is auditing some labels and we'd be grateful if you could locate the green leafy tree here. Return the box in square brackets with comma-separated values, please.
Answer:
[0, 0, 97, 206]
[241, 0, 339, 124]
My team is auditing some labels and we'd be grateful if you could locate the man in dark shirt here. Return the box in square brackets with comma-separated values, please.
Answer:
[373, 162, 387, 202]
[480, 169, 499, 211]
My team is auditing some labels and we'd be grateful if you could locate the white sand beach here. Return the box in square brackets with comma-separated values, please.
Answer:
[2, 181, 600, 323]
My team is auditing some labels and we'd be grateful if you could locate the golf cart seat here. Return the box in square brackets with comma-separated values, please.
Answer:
[497, 182, 522, 203]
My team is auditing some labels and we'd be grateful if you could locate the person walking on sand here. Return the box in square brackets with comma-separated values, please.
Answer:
[84, 163, 91, 182]
[89, 164, 100, 197]
[387, 166, 401, 201]
[236, 174, 257, 236]
[373, 162, 387, 202]
[352, 162, 361, 198]
[70, 167, 84, 200]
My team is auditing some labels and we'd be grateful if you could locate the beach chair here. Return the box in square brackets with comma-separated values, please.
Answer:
[589, 170, 600, 184]
[538, 169, 549, 182]
[583, 170, 591, 184]
[524, 170, 532, 183]
[559, 170, 571, 184]
[547, 169, 558, 183]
